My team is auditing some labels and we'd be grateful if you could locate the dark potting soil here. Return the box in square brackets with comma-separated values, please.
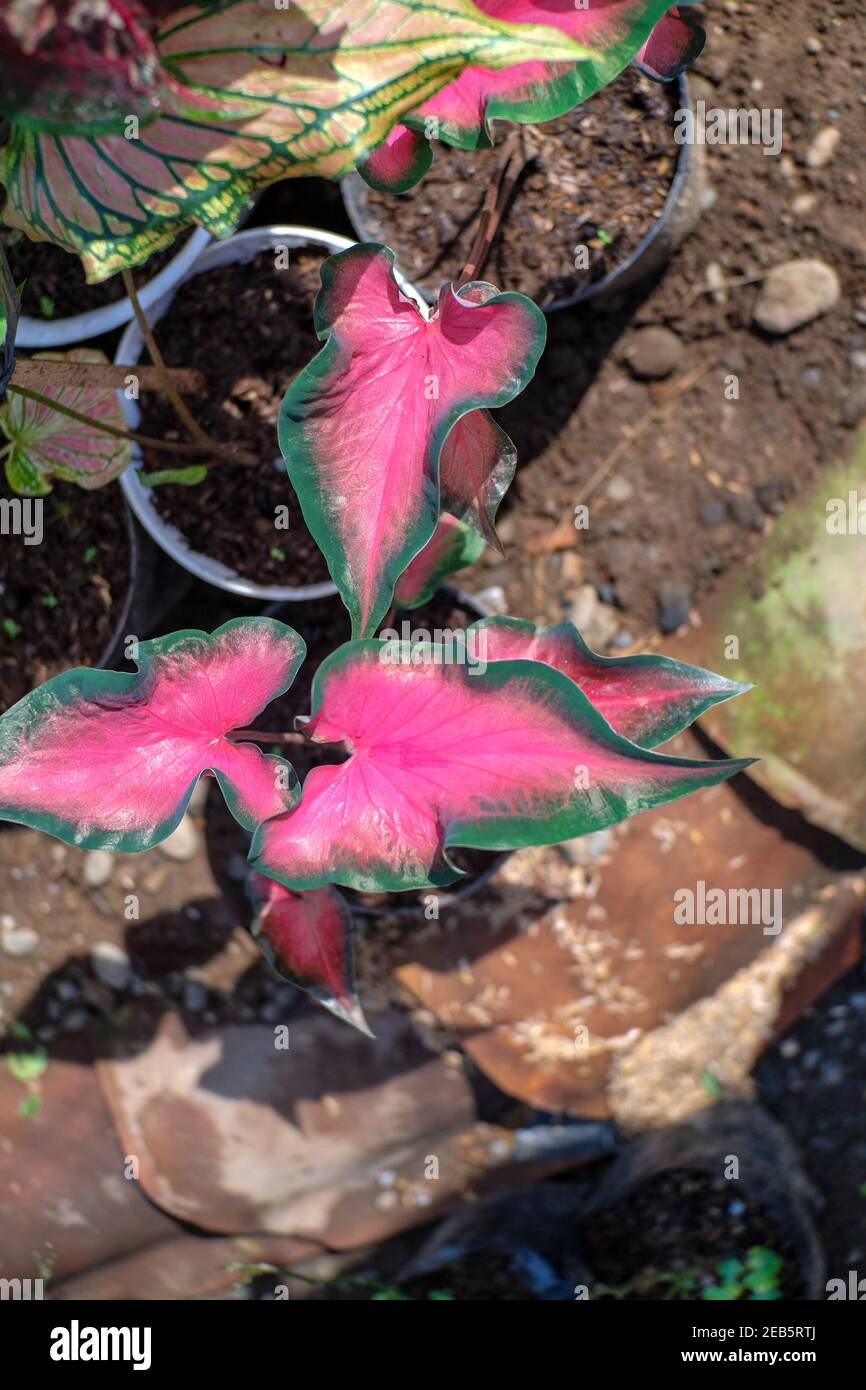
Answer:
[0, 480, 130, 710]
[4, 230, 193, 321]
[205, 590, 499, 912]
[360, 66, 677, 306]
[582, 1168, 805, 1300]
[137, 248, 331, 587]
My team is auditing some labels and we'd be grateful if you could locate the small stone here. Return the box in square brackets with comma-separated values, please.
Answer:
[596, 581, 617, 606]
[791, 193, 816, 216]
[0, 913, 16, 932]
[850, 350, 866, 371]
[701, 498, 728, 527]
[805, 125, 840, 169]
[605, 475, 634, 503]
[820, 1059, 845, 1086]
[801, 1048, 821, 1072]
[779, 1037, 800, 1059]
[568, 584, 619, 650]
[84, 849, 114, 888]
[183, 980, 208, 1013]
[656, 581, 691, 633]
[90, 941, 131, 991]
[805, 35, 822, 54]
[730, 492, 766, 531]
[560, 828, 614, 865]
[159, 814, 200, 862]
[55, 980, 79, 1002]
[1, 927, 39, 957]
[754, 259, 840, 335]
[849, 991, 866, 1013]
[559, 550, 583, 586]
[471, 585, 508, 616]
[62, 1008, 89, 1033]
[855, 298, 866, 328]
[624, 326, 683, 380]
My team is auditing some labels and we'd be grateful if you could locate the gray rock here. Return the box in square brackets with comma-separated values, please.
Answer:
[568, 584, 619, 650]
[84, 849, 114, 888]
[656, 580, 691, 633]
[159, 813, 200, 863]
[605, 474, 634, 503]
[701, 498, 728, 527]
[90, 941, 132, 991]
[471, 585, 508, 616]
[754, 259, 840, 335]
[624, 326, 683, 380]
[62, 1008, 90, 1033]
[805, 125, 840, 169]
[1, 927, 39, 957]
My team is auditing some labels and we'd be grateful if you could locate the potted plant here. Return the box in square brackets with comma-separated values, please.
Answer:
[0, 238, 750, 1033]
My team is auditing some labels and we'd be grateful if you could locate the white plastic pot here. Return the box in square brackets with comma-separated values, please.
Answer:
[16, 227, 212, 349]
[115, 225, 353, 602]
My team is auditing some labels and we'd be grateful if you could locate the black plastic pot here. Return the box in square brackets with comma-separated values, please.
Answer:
[98, 505, 192, 667]
[341, 74, 707, 313]
[400, 1103, 826, 1301]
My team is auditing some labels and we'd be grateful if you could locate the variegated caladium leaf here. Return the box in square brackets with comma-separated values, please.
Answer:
[470, 616, 749, 749]
[394, 515, 485, 609]
[0, 0, 164, 136]
[249, 639, 751, 894]
[0, 0, 593, 281]
[248, 872, 370, 1035]
[279, 244, 545, 639]
[0, 348, 132, 495]
[358, 0, 704, 192]
[0, 618, 304, 851]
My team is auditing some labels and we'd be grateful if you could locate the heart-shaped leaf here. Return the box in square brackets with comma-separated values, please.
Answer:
[0, 0, 592, 281]
[0, 617, 305, 851]
[248, 872, 370, 1035]
[471, 616, 749, 748]
[358, 0, 701, 191]
[250, 638, 751, 894]
[279, 244, 545, 638]
[0, 0, 164, 136]
[0, 348, 132, 495]
[394, 515, 486, 609]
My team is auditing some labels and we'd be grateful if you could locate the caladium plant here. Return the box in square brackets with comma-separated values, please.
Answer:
[358, 1, 705, 192]
[0, 0, 596, 281]
[0, 224, 750, 1030]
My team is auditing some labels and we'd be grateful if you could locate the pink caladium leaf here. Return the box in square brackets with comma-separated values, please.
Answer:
[279, 244, 545, 638]
[470, 616, 749, 748]
[0, 0, 165, 136]
[357, 1, 704, 192]
[248, 872, 371, 1035]
[0, 349, 132, 495]
[394, 515, 486, 609]
[0, 618, 305, 851]
[250, 639, 751, 894]
[633, 5, 705, 81]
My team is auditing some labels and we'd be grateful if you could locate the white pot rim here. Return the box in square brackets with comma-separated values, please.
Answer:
[16, 227, 213, 349]
[115, 225, 352, 602]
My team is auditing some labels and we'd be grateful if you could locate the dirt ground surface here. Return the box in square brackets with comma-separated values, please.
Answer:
[1, 0, 865, 1296]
